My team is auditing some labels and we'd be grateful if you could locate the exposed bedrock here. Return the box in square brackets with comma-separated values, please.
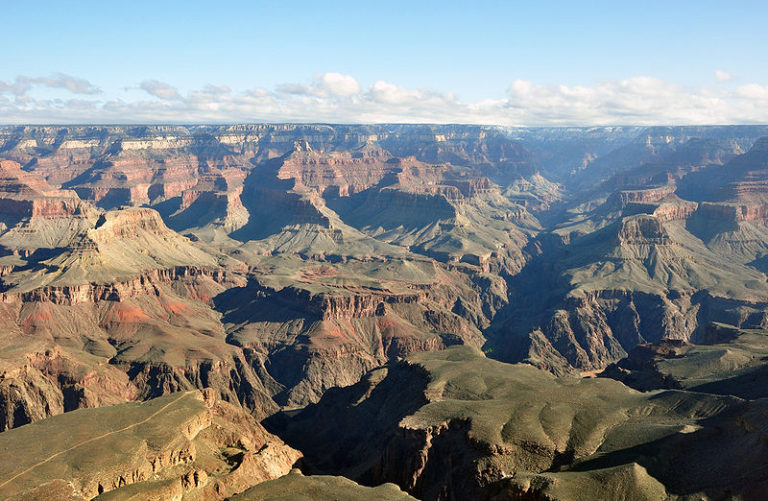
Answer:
[269, 346, 768, 500]
[0, 266, 235, 305]
[0, 254, 506, 429]
[0, 264, 285, 431]
[0, 349, 281, 432]
[217, 271, 499, 407]
[6, 125, 768, 459]
[0, 390, 301, 500]
[499, 286, 768, 375]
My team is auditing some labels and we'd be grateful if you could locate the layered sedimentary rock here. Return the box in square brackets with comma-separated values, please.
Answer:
[484, 136, 768, 373]
[3, 124, 768, 498]
[0, 390, 301, 500]
[0, 261, 286, 431]
[0, 126, 766, 379]
[0, 129, 521, 427]
[0, 185, 281, 429]
[2, 124, 768, 438]
[269, 345, 768, 500]
[491, 203, 768, 373]
[219, 256, 505, 406]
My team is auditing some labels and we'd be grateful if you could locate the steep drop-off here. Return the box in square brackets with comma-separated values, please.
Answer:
[269, 345, 768, 500]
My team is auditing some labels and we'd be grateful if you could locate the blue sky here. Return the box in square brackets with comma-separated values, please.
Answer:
[2, 1, 767, 124]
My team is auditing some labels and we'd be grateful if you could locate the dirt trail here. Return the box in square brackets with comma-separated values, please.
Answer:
[0, 392, 190, 489]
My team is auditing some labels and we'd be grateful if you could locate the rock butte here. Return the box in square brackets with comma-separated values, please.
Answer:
[1, 124, 768, 499]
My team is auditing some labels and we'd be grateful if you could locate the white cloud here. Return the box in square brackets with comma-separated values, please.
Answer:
[2, 73, 768, 125]
[369, 81, 420, 104]
[0, 80, 25, 96]
[715, 70, 732, 82]
[200, 84, 231, 96]
[735, 83, 768, 100]
[277, 72, 360, 98]
[139, 80, 181, 100]
[27, 73, 101, 94]
[317, 73, 361, 97]
[246, 88, 270, 98]
[503, 77, 735, 125]
[0, 73, 100, 96]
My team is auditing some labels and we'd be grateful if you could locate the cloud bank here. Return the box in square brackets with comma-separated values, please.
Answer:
[1, 72, 767, 125]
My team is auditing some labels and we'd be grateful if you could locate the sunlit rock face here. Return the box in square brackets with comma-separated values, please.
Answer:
[2, 124, 768, 499]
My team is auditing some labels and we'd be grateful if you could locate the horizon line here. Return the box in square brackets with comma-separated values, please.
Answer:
[3, 122, 768, 129]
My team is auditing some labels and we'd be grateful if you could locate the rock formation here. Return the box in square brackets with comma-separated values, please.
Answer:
[0, 390, 300, 500]
[231, 470, 416, 501]
[2, 124, 768, 498]
[270, 345, 768, 500]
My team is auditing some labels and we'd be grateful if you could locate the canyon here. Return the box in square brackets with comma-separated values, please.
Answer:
[3, 124, 768, 499]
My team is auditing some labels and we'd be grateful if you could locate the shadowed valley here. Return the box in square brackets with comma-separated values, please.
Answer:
[3, 124, 768, 499]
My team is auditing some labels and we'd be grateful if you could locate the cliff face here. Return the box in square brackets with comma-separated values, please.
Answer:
[0, 160, 90, 222]
[219, 262, 503, 407]
[0, 197, 87, 218]
[0, 174, 281, 431]
[608, 184, 677, 208]
[3, 124, 768, 446]
[0, 266, 287, 431]
[0, 139, 514, 428]
[5, 125, 768, 499]
[491, 192, 768, 374]
[269, 346, 768, 501]
[275, 142, 398, 196]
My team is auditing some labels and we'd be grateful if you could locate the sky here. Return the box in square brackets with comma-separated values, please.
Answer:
[1, 0, 767, 125]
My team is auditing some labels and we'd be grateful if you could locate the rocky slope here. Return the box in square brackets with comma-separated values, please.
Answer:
[2, 126, 768, 374]
[3, 124, 768, 498]
[0, 390, 301, 500]
[1, 125, 768, 410]
[269, 345, 768, 500]
[0, 127, 522, 429]
[0, 173, 282, 430]
[486, 136, 768, 374]
[231, 469, 416, 501]
[600, 322, 768, 397]
[217, 255, 505, 406]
